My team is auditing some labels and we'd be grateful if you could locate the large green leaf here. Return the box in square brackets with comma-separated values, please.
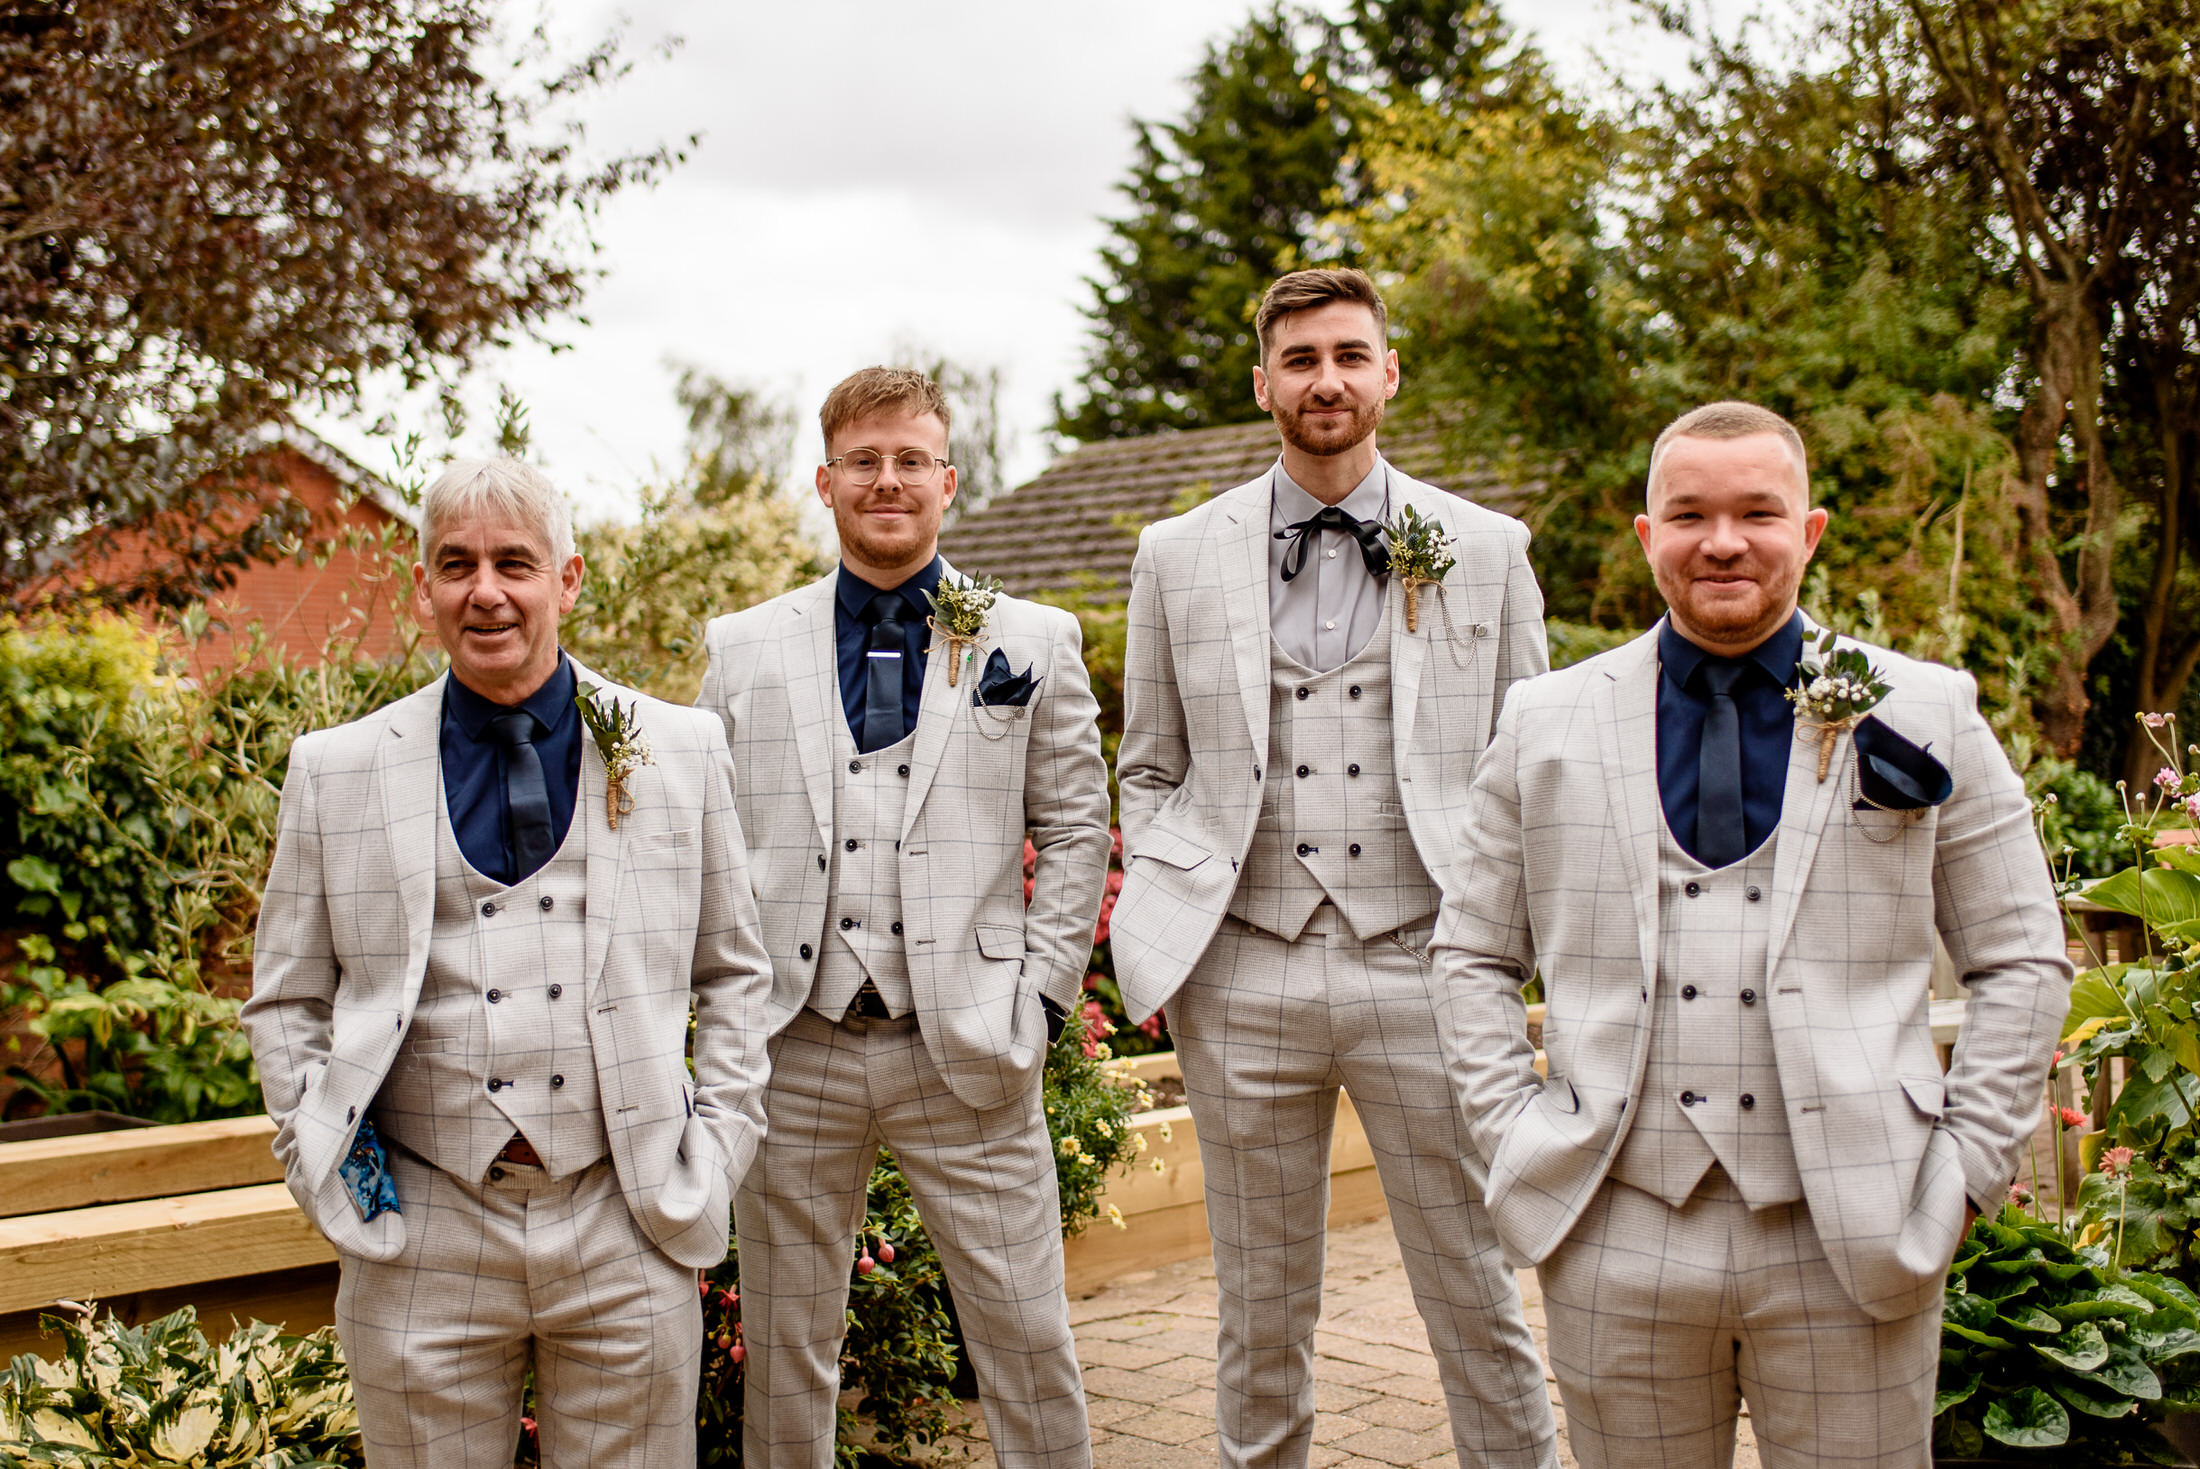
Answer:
[2050, 1376, 2138, 1419]
[2063, 968, 2139, 1037]
[1934, 1367, 1983, 1416]
[2109, 1063, 2200, 1132]
[1983, 1387, 2070, 1447]
[2033, 1321, 2110, 1371]
[2133, 1324, 2200, 1361]
[2083, 866, 2200, 930]
[1998, 1304, 2063, 1334]
[2049, 1296, 2146, 1325]
[2070, 1344, 2162, 1401]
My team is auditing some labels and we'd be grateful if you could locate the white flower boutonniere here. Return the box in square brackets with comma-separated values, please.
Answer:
[1786, 629, 1891, 782]
[575, 682, 654, 828]
[922, 571, 1002, 688]
[1383, 505, 1455, 635]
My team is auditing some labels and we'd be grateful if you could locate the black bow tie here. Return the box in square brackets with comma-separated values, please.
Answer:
[1276, 505, 1390, 583]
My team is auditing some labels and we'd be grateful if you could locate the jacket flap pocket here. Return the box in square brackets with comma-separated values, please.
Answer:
[1901, 1075, 1947, 1118]
[1544, 1073, 1581, 1116]
[1132, 827, 1212, 871]
[974, 924, 1024, 961]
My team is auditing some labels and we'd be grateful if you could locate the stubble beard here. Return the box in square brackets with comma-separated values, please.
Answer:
[1274, 394, 1384, 459]
[836, 495, 938, 577]
[1661, 557, 1803, 648]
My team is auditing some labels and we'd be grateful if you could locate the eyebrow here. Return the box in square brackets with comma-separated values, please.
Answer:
[1279, 338, 1376, 355]
[1661, 489, 1792, 510]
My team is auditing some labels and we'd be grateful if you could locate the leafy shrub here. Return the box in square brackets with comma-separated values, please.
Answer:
[0, 1305, 362, 1466]
[1933, 1207, 2200, 1464]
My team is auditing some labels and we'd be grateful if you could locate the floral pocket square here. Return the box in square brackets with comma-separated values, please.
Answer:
[338, 1117, 402, 1223]
[1852, 715, 1952, 812]
[973, 647, 1041, 708]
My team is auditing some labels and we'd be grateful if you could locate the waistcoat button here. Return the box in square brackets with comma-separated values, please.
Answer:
[1680, 1089, 1697, 1106]
[1684, 881, 1701, 897]
[489, 1166, 505, 1182]
[898, 764, 910, 777]
[1349, 685, 1362, 699]
[551, 1074, 565, 1089]
[891, 921, 904, 935]
[1295, 842, 1313, 857]
[539, 895, 554, 911]
[549, 984, 563, 1000]
[487, 1078, 504, 1093]
[1745, 885, 1762, 902]
[1349, 844, 1362, 856]
[839, 917, 855, 931]
[848, 760, 862, 774]
[1347, 764, 1361, 777]
[1680, 985, 1697, 1000]
[1295, 764, 1310, 778]
[1740, 988, 1757, 1005]
[1294, 687, 1310, 701]
[799, 943, 814, 960]
[486, 988, 502, 1003]
[1739, 1093, 1756, 1109]
[481, 901, 497, 917]
[845, 838, 860, 851]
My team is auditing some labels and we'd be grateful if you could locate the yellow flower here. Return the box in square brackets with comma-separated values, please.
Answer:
[1151, 1158, 1165, 1173]
[1058, 1136, 1083, 1159]
[1106, 1203, 1127, 1230]
[1095, 1120, 1113, 1138]
[1134, 1132, 1149, 1152]
[1158, 1120, 1173, 1142]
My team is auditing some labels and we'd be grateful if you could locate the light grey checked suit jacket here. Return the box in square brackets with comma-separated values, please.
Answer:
[244, 661, 776, 1269]
[1433, 624, 2072, 1321]
[1112, 461, 1549, 1022]
[697, 568, 1112, 1112]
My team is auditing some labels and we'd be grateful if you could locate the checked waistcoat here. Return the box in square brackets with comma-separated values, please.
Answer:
[1228, 608, 1439, 943]
[1607, 827, 1800, 1210]
[809, 718, 918, 1019]
[374, 797, 607, 1184]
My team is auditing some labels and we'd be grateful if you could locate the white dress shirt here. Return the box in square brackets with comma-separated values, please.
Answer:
[1266, 457, 1391, 672]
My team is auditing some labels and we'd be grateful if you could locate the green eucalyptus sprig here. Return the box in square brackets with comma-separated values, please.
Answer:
[1383, 505, 1455, 634]
[1786, 628, 1891, 781]
[576, 681, 654, 828]
[922, 571, 1002, 687]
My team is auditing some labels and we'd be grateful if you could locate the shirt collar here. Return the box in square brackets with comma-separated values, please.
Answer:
[836, 554, 944, 621]
[444, 652, 578, 741]
[1658, 610, 1805, 692]
[1272, 457, 1389, 528]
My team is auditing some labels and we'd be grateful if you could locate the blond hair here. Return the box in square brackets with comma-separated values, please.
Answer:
[818, 366, 952, 453]
[1646, 401, 1809, 502]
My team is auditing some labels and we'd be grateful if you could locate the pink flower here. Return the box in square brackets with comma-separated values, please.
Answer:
[2157, 767, 2182, 791]
[2102, 1146, 2136, 1178]
[2183, 792, 2200, 825]
[1109, 826, 1123, 859]
[2057, 1106, 2087, 1129]
[2143, 712, 2172, 728]
[2007, 1181, 2034, 1206]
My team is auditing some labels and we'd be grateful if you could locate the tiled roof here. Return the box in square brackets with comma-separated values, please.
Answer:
[939, 415, 1525, 598]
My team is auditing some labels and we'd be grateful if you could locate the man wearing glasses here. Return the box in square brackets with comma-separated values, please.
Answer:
[699, 366, 1110, 1468]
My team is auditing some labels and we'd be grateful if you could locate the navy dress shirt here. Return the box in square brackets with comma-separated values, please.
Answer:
[1655, 612, 1804, 865]
[835, 557, 942, 747]
[440, 653, 583, 884]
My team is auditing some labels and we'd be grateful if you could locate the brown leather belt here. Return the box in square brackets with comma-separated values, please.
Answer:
[494, 1134, 544, 1168]
[845, 981, 894, 1021]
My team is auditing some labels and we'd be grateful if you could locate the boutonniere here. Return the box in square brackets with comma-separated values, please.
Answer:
[575, 682, 654, 828]
[922, 571, 1002, 687]
[1383, 505, 1455, 634]
[1785, 629, 1891, 782]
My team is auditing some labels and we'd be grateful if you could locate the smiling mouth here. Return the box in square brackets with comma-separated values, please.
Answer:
[465, 622, 519, 636]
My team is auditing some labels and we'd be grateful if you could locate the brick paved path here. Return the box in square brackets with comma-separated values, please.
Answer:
[950, 1212, 1762, 1468]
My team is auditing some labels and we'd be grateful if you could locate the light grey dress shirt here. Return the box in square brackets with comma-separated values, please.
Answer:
[1267, 457, 1392, 672]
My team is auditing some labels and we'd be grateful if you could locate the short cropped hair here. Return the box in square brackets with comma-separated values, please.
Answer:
[417, 456, 573, 564]
[1255, 268, 1389, 365]
[1646, 401, 1810, 503]
[818, 366, 952, 453]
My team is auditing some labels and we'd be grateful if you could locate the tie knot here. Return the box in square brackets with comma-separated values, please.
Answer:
[487, 710, 540, 748]
[864, 589, 907, 627]
[1277, 504, 1391, 582]
[1696, 659, 1749, 698]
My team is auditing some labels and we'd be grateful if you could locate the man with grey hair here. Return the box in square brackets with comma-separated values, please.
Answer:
[244, 456, 775, 1465]
[1434, 401, 2069, 1464]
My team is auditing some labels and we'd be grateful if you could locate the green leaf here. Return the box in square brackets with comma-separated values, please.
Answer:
[2032, 1321, 2110, 1371]
[1934, 1367, 1983, 1416]
[2083, 866, 2200, 930]
[2070, 1344, 2162, 1401]
[2064, 968, 2137, 1036]
[5, 854, 61, 895]
[1947, 1322, 2019, 1350]
[1998, 1304, 2063, 1334]
[2133, 1325, 2200, 1361]
[2050, 1376, 2138, 1419]
[2049, 1297, 2145, 1324]
[1982, 1387, 2070, 1447]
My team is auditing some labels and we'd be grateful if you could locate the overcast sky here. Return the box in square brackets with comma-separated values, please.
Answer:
[311, 0, 1687, 522]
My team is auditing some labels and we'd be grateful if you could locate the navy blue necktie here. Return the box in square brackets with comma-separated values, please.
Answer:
[488, 710, 556, 881]
[861, 591, 907, 753]
[1695, 660, 1748, 867]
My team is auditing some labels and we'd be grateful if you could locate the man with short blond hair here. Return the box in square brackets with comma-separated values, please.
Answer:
[699, 366, 1109, 1468]
[246, 456, 775, 1465]
[1435, 400, 2071, 1465]
[1112, 268, 1559, 1469]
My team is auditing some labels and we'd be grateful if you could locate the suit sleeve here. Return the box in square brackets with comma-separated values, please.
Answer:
[1021, 611, 1114, 1013]
[1491, 522, 1549, 734]
[1431, 697, 1546, 1168]
[1116, 527, 1190, 853]
[687, 715, 776, 1187]
[697, 615, 737, 748]
[1931, 671, 2073, 1212]
[240, 739, 338, 1173]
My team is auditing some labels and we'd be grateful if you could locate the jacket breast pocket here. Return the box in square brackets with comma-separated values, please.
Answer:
[974, 924, 1025, 962]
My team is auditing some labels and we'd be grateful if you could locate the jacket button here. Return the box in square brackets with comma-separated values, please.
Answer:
[1349, 685, 1362, 699]
[848, 760, 862, 774]
[1295, 764, 1310, 778]
[1739, 1093, 1756, 1109]
[549, 984, 563, 1000]
[1294, 687, 1310, 701]
[1684, 881, 1701, 897]
[1348, 763, 1361, 777]
[891, 921, 904, 935]
[1295, 842, 1313, 857]
[1746, 885, 1762, 902]
[1740, 988, 1757, 1005]
[818, 853, 827, 871]
[487, 988, 502, 1003]
[839, 917, 855, 930]
[1349, 844, 1362, 857]
[346, 1106, 356, 1123]
[1680, 1089, 1697, 1106]
[539, 895, 554, 911]
[898, 764, 910, 777]
[487, 1078, 505, 1093]
[846, 838, 860, 851]
[1681, 985, 1697, 1000]
[551, 1074, 565, 1089]
[1253, 765, 1262, 780]
[481, 901, 497, 917]
[799, 943, 813, 960]
[490, 1166, 505, 1182]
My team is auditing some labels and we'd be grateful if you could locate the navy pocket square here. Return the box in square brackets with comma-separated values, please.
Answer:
[973, 647, 1040, 708]
[1852, 715, 1953, 812]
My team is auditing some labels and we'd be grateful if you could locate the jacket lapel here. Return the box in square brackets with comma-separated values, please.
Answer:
[900, 604, 966, 838]
[1767, 631, 1852, 969]
[1386, 471, 1438, 760]
[784, 578, 840, 851]
[1217, 479, 1274, 758]
[1595, 631, 1666, 995]
[567, 657, 631, 985]
[377, 676, 445, 990]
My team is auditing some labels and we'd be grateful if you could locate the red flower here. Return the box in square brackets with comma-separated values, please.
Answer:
[1109, 827, 1123, 859]
[2056, 1106, 2087, 1129]
[1140, 1012, 1164, 1039]
[1023, 838, 1038, 876]
[1023, 878, 1035, 904]
[1082, 972, 1102, 992]
[1105, 869, 1123, 896]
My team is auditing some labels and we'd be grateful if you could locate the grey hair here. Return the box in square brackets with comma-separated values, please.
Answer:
[1646, 401, 1810, 504]
[417, 456, 574, 563]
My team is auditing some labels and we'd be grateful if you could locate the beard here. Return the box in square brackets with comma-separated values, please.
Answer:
[1656, 555, 1805, 646]
[834, 493, 940, 573]
[1273, 392, 1384, 458]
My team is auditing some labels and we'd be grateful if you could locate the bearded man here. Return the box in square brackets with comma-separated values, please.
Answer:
[1111, 268, 1560, 1469]
[698, 366, 1110, 1469]
[1433, 401, 2070, 1466]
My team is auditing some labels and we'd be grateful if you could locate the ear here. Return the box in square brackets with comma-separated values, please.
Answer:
[557, 552, 585, 614]
[939, 462, 958, 513]
[410, 561, 434, 626]
[814, 462, 835, 511]
[1252, 364, 1271, 412]
[1383, 347, 1400, 399]
[1801, 505, 1829, 558]
[1632, 513, 1654, 561]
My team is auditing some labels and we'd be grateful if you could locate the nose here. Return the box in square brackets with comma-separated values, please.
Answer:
[1702, 514, 1750, 558]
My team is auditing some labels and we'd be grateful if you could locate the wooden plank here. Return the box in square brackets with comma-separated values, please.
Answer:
[0, 1263, 340, 1363]
[0, 1184, 334, 1316]
[0, 1116, 282, 1220]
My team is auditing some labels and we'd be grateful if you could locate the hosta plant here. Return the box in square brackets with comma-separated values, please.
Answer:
[0, 1304, 362, 1466]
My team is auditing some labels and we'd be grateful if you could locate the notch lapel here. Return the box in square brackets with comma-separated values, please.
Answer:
[377, 678, 445, 995]
[784, 579, 840, 851]
[900, 611, 965, 839]
[1218, 482, 1274, 758]
[1766, 697, 1850, 972]
[1594, 635, 1665, 995]
[567, 658, 631, 985]
[1387, 476, 1439, 761]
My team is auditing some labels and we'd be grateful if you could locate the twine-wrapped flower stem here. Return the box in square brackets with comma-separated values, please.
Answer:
[1784, 632, 1890, 783]
[922, 571, 1003, 687]
[1383, 505, 1456, 636]
[575, 683, 655, 828]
